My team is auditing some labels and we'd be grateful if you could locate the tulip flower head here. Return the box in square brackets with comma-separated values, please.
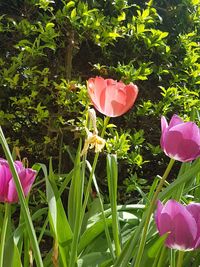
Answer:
[155, 200, 200, 251]
[0, 159, 36, 203]
[160, 114, 200, 162]
[87, 77, 138, 117]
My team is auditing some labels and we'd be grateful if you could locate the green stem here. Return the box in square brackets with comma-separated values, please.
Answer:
[80, 116, 115, 260]
[157, 246, 167, 267]
[107, 155, 121, 257]
[176, 251, 184, 267]
[0, 203, 10, 267]
[171, 249, 176, 267]
[86, 160, 115, 261]
[112, 201, 121, 257]
[69, 116, 110, 266]
[69, 144, 85, 267]
[0, 127, 43, 267]
[134, 158, 175, 267]
[81, 116, 110, 220]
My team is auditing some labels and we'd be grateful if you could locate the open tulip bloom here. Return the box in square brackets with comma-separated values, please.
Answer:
[155, 200, 200, 251]
[160, 114, 200, 162]
[87, 76, 138, 117]
[0, 158, 36, 203]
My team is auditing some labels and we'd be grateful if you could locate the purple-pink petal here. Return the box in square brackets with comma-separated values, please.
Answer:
[155, 200, 200, 251]
[176, 139, 200, 162]
[186, 203, 200, 223]
[19, 168, 37, 196]
[162, 131, 184, 161]
[170, 213, 196, 250]
[161, 116, 168, 134]
[170, 122, 200, 143]
[155, 200, 163, 233]
[0, 159, 37, 203]
[168, 114, 183, 129]
[160, 115, 200, 162]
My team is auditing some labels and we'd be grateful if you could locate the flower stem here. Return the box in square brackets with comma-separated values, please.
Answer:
[69, 142, 85, 267]
[176, 251, 184, 267]
[69, 116, 110, 267]
[86, 160, 115, 260]
[0, 127, 43, 267]
[171, 249, 176, 267]
[107, 154, 121, 257]
[81, 116, 110, 219]
[0, 203, 10, 267]
[134, 158, 175, 267]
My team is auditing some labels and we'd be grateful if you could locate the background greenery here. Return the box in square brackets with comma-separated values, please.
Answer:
[0, 0, 200, 200]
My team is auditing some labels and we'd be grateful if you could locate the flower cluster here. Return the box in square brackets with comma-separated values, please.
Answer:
[87, 76, 200, 254]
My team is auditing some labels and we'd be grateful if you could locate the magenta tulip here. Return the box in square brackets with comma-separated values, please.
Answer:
[160, 114, 200, 162]
[0, 159, 36, 203]
[155, 200, 200, 251]
[87, 77, 138, 117]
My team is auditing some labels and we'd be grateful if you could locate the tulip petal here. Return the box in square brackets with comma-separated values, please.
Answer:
[160, 114, 200, 162]
[186, 203, 200, 223]
[160, 116, 168, 149]
[187, 203, 200, 249]
[172, 213, 196, 250]
[168, 114, 183, 129]
[14, 161, 24, 172]
[124, 84, 138, 112]
[0, 164, 11, 201]
[0, 159, 37, 203]
[155, 200, 163, 233]
[170, 122, 200, 144]
[87, 77, 138, 117]
[88, 77, 106, 114]
[19, 169, 37, 196]
[161, 200, 196, 225]
[194, 217, 200, 249]
[155, 200, 198, 251]
[158, 212, 173, 241]
[176, 139, 200, 162]
[104, 80, 126, 116]
[162, 130, 184, 161]
[161, 116, 168, 133]
[7, 179, 18, 202]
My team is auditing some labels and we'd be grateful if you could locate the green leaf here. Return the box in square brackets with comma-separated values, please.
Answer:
[66, 1, 75, 9]
[118, 12, 126, 22]
[142, 9, 149, 19]
[71, 8, 77, 20]
[13, 243, 22, 267]
[137, 24, 145, 34]
[78, 252, 111, 267]
[107, 154, 121, 256]
[148, 233, 169, 258]
[78, 219, 112, 254]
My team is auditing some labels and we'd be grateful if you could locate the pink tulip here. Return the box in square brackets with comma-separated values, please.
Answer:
[155, 200, 200, 251]
[0, 159, 36, 203]
[160, 114, 200, 162]
[87, 77, 138, 117]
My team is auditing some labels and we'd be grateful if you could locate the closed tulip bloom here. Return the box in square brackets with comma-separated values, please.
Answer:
[160, 114, 200, 162]
[155, 200, 200, 251]
[0, 159, 36, 203]
[87, 77, 138, 117]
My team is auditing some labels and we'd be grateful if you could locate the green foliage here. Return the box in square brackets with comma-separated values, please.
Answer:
[0, 0, 199, 190]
